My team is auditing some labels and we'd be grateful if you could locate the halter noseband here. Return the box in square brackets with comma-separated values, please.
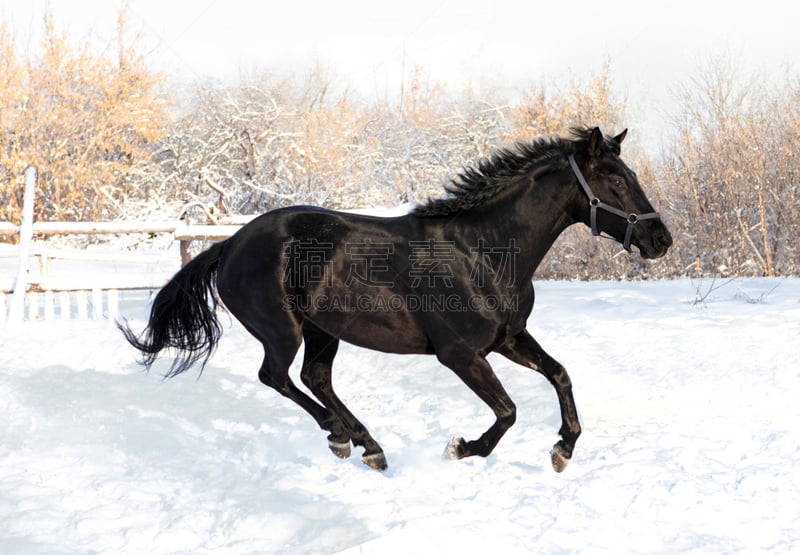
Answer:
[568, 155, 661, 253]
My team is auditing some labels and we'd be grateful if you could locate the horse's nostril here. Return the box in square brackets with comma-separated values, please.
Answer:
[657, 234, 673, 248]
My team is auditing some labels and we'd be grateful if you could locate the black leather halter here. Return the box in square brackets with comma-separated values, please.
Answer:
[568, 155, 661, 253]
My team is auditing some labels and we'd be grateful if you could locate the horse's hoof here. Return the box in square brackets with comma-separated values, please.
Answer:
[443, 437, 466, 460]
[362, 452, 388, 471]
[328, 439, 351, 459]
[550, 443, 571, 473]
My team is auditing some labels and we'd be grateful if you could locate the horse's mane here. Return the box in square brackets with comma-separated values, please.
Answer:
[413, 127, 618, 217]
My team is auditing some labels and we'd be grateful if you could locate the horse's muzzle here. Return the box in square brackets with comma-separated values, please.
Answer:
[640, 227, 673, 259]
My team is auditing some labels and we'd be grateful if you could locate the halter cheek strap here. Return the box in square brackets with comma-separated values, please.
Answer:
[568, 155, 661, 253]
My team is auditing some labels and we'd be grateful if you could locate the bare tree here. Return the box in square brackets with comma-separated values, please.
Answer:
[0, 11, 168, 223]
[661, 55, 800, 276]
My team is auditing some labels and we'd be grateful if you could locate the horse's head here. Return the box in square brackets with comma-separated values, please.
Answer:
[569, 127, 672, 259]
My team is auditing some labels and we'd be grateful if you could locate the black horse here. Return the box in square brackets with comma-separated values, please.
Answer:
[121, 127, 672, 472]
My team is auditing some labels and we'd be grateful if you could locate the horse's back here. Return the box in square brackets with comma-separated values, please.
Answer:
[214, 204, 525, 356]
[215, 206, 425, 342]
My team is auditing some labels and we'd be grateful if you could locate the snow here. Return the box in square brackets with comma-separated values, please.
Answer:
[1, 278, 799, 554]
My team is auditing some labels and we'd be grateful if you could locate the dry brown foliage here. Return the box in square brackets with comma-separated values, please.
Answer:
[658, 56, 800, 277]
[1, 14, 797, 277]
[0, 12, 168, 223]
[510, 60, 625, 138]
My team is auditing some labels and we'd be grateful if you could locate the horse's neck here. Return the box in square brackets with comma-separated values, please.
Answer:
[487, 169, 578, 283]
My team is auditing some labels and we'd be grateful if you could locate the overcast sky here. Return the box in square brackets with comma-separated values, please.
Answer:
[2, 0, 799, 149]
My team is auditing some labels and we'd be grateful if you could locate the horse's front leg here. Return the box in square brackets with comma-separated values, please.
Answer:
[497, 329, 581, 472]
[436, 351, 517, 461]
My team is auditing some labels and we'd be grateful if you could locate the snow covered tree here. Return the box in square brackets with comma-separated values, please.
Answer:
[662, 55, 800, 276]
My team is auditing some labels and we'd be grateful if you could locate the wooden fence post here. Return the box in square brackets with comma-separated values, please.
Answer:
[180, 239, 192, 267]
[8, 166, 36, 322]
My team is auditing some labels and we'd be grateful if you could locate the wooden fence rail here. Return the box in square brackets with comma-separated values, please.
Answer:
[1, 167, 252, 322]
[0, 220, 244, 323]
[0, 220, 246, 323]
[0, 221, 252, 265]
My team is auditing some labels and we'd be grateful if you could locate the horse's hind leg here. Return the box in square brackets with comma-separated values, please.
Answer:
[298, 322, 351, 459]
[250, 323, 344, 456]
[301, 321, 387, 470]
[497, 329, 581, 472]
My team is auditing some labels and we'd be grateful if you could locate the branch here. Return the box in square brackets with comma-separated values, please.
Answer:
[734, 209, 766, 274]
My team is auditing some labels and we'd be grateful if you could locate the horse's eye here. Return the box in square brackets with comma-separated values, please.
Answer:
[610, 176, 625, 188]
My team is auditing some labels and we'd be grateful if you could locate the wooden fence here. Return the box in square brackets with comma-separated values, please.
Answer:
[1, 167, 251, 323]
[0, 222, 246, 323]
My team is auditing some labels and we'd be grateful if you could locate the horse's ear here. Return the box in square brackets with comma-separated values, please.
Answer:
[613, 128, 628, 146]
[588, 127, 604, 157]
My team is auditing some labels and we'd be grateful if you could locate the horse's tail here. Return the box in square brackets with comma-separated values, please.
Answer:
[119, 240, 226, 378]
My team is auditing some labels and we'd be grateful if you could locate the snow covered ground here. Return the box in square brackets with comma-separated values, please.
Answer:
[1, 278, 799, 554]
